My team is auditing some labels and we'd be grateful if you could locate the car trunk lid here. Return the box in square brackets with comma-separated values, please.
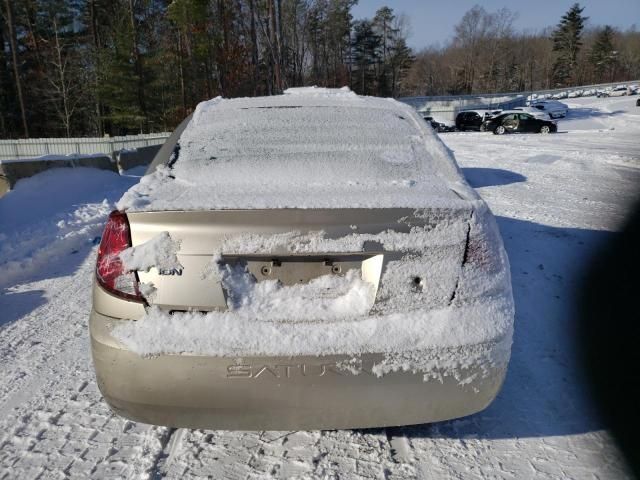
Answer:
[128, 206, 473, 313]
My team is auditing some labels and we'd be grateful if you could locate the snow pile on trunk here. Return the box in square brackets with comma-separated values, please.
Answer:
[117, 88, 477, 211]
[119, 232, 182, 273]
[216, 212, 472, 255]
[112, 296, 513, 382]
[218, 264, 375, 321]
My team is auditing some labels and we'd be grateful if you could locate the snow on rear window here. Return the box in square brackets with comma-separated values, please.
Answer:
[175, 104, 423, 185]
[117, 90, 470, 211]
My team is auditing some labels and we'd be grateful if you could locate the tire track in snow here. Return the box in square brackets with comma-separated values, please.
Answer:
[0, 248, 97, 417]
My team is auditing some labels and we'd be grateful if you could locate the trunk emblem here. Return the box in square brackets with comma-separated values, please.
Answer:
[158, 268, 183, 276]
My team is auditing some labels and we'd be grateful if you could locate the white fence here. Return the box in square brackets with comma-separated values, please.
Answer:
[0, 133, 170, 161]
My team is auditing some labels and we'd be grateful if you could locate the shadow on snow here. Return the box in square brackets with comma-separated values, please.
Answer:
[360, 217, 614, 440]
[462, 167, 527, 188]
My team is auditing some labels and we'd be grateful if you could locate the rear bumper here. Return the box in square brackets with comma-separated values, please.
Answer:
[90, 309, 508, 430]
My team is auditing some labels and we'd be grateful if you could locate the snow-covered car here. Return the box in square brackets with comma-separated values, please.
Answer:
[528, 100, 568, 118]
[90, 87, 514, 430]
[605, 86, 628, 97]
[567, 90, 583, 98]
[483, 112, 557, 135]
[551, 91, 568, 100]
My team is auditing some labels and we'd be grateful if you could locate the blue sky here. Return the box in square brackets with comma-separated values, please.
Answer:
[351, 1, 640, 50]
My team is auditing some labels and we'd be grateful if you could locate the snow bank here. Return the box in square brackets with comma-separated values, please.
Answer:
[0, 168, 140, 289]
[117, 88, 476, 211]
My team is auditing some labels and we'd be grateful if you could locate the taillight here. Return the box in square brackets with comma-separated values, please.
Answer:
[96, 211, 144, 302]
[450, 209, 508, 305]
[463, 232, 495, 270]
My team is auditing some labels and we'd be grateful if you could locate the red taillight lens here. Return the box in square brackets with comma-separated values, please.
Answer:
[96, 211, 143, 302]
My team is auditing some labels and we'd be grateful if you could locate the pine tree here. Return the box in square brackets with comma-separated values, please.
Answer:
[351, 20, 381, 95]
[371, 7, 414, 96]
[589, 26, 618, 82]
[372, 6, 396, 96]
[551, 3, 588, 87]
[388, 37, 414, 96]
[97, 2, 146, 134]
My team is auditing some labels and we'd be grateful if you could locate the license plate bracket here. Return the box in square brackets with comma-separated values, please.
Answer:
[221, 254, 380, 286]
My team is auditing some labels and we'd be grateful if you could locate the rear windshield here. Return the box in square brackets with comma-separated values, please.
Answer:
[172, 101, 434, 187]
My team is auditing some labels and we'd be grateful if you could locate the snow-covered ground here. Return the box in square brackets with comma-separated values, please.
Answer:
[1, 96, 639, 479]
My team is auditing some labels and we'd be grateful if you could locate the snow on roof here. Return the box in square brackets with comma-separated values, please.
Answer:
[118, 88, 475, 211]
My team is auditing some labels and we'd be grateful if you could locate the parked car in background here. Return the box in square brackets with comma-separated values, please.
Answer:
[527, 100, 568, 118]
[483, 112, 557, 135]
[422, 115, 456, 132]
[627, 85, 638, 95]
[90, 88, 514, 430]
[636, 97, 640, 107]
[568, 90, 583, 98]
[455, 111, 484, 131]
[606, 86, 628, 97]
[455, 110, 501, 131]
